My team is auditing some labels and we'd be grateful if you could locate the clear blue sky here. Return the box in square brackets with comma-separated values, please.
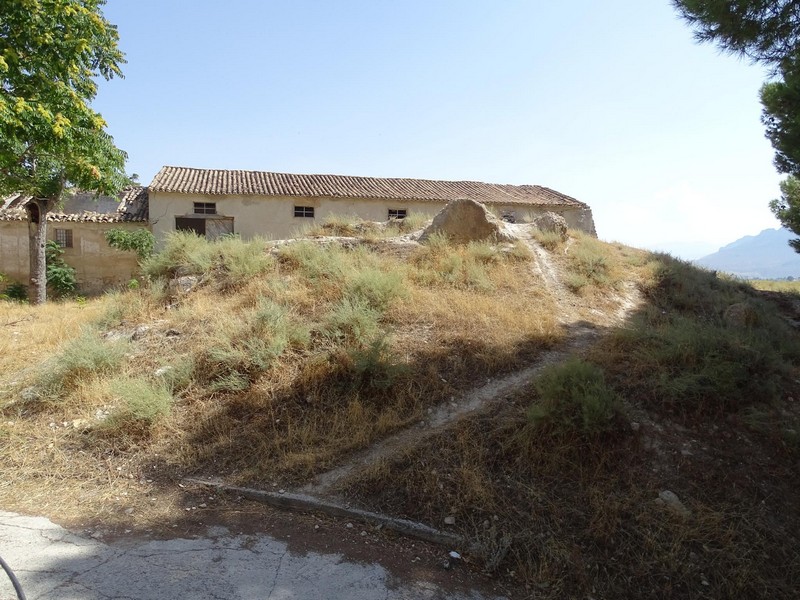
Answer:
[95, 0, 782, 259]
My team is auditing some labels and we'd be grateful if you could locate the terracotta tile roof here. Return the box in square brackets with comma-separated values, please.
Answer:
[0, 187, 149, 223]
[149, 166, 586, 208]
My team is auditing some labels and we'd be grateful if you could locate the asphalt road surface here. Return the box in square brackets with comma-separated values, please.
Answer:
[0, 511, 504, 600]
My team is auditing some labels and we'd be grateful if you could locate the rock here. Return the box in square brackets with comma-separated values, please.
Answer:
[443, 516, 456, 525]
[418, 198, 516, 244]
[124, 507, 134, 515]
[448, 551, 461, 560]
[20, 387, 40, 403]
[131, 325, 151, 341]
[532, 212, 568, 240]
[71, 419, 90, 431]
[723, 303, 759, 328]
[168, 275, 200, 296]
[655, 490, 691, 517]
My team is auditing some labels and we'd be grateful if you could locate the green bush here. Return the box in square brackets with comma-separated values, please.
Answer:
[1, 274, 28, 302]
[141, 232, 274, 289]
[345, 267, 407, 311]
[45, 241, 77, 298]
[105, 228, 155, 259]
[38, 332, 128, 396]
[324, 297, 382, 345]
[101, 376, 173, 428]
[349, 336, 408, 390]
[528, 359, 622, 436]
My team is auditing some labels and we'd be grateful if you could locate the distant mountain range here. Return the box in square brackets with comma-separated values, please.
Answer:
[694, 228, 800, 279]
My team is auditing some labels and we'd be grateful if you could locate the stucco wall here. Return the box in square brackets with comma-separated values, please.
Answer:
[149, 191, 597, 243]
[0, 221, 144, 295]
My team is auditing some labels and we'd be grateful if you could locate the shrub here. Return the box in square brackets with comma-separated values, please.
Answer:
[101, 376, 173, 428]
[38, 332, 128, 396]
[324, 297, 382, 345]
[345, 268, 407, 311]
[528, 359, 622, 436]
[1, 275, 27, 302]
[532, 229, 563, 251]
[277, 240, 349, 282]
[105, 228, 155, 259]
[141, 232, 274, 289]
[349, 336, 408, 390]
[45, 241, 77, 298]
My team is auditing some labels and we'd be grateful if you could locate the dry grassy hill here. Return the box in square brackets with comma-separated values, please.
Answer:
[1, 218, 799, 598]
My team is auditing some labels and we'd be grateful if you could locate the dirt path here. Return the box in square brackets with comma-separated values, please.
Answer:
[299, 228, 641, 497]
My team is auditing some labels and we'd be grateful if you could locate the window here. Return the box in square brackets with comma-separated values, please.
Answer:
[176, 217, 233, 240]
[294, 206, 315, 218]
[388, 209, 407, 220]
[55, 228, 73, 248]
[193, 202, 217, 215]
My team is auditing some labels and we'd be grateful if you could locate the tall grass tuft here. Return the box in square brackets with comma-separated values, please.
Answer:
[527, 359, 622, 436]
[37, 332, 128, 397]
[100, 376, 173, 430]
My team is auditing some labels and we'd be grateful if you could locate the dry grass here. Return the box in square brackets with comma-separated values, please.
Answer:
[0, 230, 559, 523]
[748, 278, 800, 293]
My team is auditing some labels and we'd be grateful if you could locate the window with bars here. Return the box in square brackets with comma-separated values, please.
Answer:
[388, 209, 407, 220]
[294, 206, 315, 218]
[55, 228, 73, 248]
[193, 202, 217, 215]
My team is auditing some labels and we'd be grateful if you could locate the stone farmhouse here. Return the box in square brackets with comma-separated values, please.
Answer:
[149, 166, 596, 243]
[1, 167, 596, 294]
[0, 188, 147, 294]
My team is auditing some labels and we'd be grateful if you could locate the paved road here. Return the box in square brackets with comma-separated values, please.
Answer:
[0, 511, 502, 600]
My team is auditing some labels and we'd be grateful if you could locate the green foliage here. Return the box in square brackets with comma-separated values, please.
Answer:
[594, 254, 800, 416]
[0, 273, 27, 302]
[195, 299, 308, 392]
[276, 240, 348, 281]
[45, 240, 77, 297]
[564, 234, 614, 292]
[345, 268, 407, 311]
[528, 359, 622, 436]
[38, 331, 127, 397]
[102, 376, 173, 428]
[532, 229, 563, 251]
[325, 297, 382, 345]
[349, 336, 408, 390]
[141, 232, 274, 289]
[673, 1, 799, 66]
[769, 176, 800, 251]
[0, 0, 128, 199]
[105, 228, 155, 259]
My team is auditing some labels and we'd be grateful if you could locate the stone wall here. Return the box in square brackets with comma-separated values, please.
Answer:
[0, 220, 145, 295]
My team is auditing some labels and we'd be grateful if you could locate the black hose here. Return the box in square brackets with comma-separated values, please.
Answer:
[0, 554, 26, 600]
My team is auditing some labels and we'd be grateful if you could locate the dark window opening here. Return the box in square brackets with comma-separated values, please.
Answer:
[176, 217, 233, 240]
[294, 206, 315, 218]
[176, 217, 206, 236]
[55, 228, 73, 248]
[193, 202, 217, 215]
[388, 209, 407, 220]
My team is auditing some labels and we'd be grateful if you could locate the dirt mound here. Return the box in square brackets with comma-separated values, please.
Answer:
[418, 198, 516, 244]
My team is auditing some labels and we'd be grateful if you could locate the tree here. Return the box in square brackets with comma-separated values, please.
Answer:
[0, 0, 128, 303]
[673, 1, 800, 66]
[673, 1, 800, 250]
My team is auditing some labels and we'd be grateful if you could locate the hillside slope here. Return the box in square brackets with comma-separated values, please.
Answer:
[1, 221, 799, 599]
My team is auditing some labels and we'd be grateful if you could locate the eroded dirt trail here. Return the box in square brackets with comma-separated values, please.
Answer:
[299, 228, 641, 497]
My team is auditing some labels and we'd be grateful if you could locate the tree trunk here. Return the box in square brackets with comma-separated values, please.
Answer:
[25, 198, 50, 305]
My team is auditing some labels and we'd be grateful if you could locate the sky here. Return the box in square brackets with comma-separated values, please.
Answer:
[94, 0, 783, 259]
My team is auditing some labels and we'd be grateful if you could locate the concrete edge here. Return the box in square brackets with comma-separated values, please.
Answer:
[184, 477, 470, 551]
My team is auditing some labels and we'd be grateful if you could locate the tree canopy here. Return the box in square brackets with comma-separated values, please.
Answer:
[0, 0, 128, 302]
[0, 0, 128, 199]
[674, 1, 800, 251]
[674, 0, 800, 67]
